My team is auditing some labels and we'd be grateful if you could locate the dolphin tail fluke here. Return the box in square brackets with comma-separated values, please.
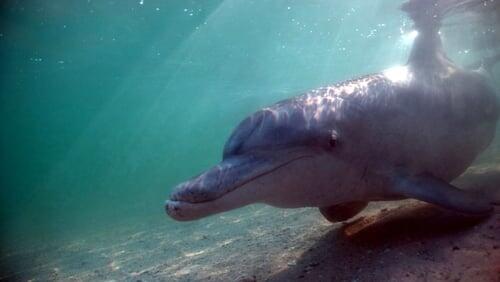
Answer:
[401, 0, 499, 32]
[402, 0, 500, 71]
[401, 0, 442, 33]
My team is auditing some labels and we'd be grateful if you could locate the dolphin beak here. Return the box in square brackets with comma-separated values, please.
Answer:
[171, 154, 273, 203]
[165, 152, 312, 221]
[165, 154, 275, 221]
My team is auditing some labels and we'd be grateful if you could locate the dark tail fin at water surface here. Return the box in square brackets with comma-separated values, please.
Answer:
[401, 0, 499, 25]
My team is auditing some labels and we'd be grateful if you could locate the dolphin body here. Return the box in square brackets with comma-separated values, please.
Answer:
[165, 0, 499, 222]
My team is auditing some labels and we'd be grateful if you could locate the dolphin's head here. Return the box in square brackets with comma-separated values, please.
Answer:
[165, 103, 352, 221]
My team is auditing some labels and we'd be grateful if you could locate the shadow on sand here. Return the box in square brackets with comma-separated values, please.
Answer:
[268, 167, 500, 281]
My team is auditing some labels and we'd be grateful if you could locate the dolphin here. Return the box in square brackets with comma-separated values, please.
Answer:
[165, 0, 499, 222]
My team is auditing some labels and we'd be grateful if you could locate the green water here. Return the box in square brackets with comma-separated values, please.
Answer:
[1, 0, 498, 280]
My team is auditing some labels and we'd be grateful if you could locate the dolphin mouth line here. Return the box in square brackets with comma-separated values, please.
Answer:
[170, 154, 315, 205]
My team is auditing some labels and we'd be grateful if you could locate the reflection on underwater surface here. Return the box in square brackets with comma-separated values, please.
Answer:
[0, 0, 499, 280]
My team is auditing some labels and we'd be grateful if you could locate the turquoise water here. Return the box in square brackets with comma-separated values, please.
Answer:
[1, 0, 499, 280]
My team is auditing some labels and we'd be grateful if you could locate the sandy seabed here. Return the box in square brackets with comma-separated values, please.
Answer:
[1, 162, 500, 281]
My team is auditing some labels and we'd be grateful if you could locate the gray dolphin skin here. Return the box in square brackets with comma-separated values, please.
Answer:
[165, 0, 499, 222]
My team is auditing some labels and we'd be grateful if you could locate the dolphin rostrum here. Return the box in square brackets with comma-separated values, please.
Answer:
[165, 0, 499, 222]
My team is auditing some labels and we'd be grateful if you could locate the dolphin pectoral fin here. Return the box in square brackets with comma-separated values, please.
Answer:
[319, 201, 368, 223]
[391, 173, 493, 216]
